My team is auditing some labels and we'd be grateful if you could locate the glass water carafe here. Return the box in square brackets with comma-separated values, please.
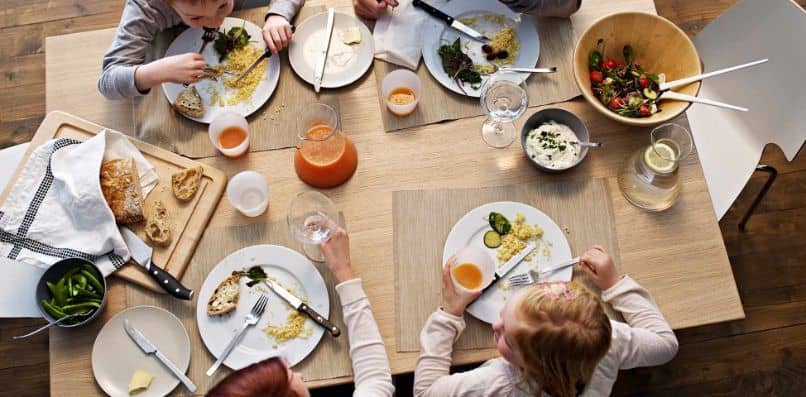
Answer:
[617, 123, 693, 212]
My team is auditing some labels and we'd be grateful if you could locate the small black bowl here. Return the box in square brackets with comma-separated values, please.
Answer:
[520, 108, 591, 173]
[36, 258, 107, 328]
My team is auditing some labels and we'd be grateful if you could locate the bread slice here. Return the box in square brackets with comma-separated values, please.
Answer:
[100, 158, 145, 224]
[144, 200, 171, 246]
[207, 273, 241, 316]
[173, 86, 204, 118]
[172, 166, 203, 201]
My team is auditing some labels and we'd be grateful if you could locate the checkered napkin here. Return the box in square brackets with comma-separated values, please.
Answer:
[0, 130, 158, 277]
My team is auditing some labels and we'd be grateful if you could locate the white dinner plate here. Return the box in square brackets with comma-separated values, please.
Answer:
[421, 0, 540, 97]
[162, 17, 281, 123]
[197, 245, 329, 370]
[92, 306, 191, 397]
[288, 11, 374, 89]
[442, 202, 572, 324]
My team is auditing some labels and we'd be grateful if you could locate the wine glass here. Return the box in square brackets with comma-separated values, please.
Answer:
[287, 190, 339, 262]
[479, 71, 529, 148]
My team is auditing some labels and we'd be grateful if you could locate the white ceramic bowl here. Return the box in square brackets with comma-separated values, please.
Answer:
[381, 69, 421, 117]
[450, 246, 496, 294]
[226, 171, 269, 217]
[209, 111, 250, 157]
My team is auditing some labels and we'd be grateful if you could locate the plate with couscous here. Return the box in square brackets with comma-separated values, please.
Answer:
[196, 245, 329, 370]
[421, 0, 539, 97]
[443, 202, 572, 323]
[162, 17, 281, 123]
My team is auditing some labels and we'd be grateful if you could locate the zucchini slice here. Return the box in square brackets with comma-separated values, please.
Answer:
[484, 230, 502, 248]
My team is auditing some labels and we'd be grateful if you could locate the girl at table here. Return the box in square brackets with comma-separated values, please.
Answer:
[98, 0, 302, 99]
[414, 245, 678, 397]
[207, 226, 395, 397]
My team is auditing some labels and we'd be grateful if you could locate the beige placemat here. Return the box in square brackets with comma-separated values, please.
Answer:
[393, 178, 621, 352]
[376, 16, 580, 132]
[132, 6, 339, 159]
[127, 218, 352, 393]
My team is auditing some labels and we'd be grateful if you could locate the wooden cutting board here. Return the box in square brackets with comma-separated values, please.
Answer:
[0, 111, 227, 293]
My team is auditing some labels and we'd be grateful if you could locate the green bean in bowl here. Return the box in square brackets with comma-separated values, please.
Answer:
[36, 258, 107, 327]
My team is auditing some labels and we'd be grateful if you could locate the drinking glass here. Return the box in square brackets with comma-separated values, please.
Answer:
[479, 71, 529, 148]
[617, 123, 694, 211]
[287, 190, 339, 262]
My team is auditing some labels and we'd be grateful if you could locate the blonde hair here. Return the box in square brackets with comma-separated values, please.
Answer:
[511, 281, 612, 397]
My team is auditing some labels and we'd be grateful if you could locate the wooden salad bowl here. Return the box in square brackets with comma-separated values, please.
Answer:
[573, 12, 702, 127]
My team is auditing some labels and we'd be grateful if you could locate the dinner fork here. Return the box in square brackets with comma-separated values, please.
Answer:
[507, 257, 579, 288]
[206, 294, 268, 376]
[199, 27, 217, 54]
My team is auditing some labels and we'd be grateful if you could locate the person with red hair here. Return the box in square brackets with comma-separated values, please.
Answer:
[209, 225, 394, 397]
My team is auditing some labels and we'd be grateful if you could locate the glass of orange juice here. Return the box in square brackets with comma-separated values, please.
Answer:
[449, 246, 496, 294]
[294, 103, 358, 188]
[209, 112, 249, 157]
[381, 69, 421, 117]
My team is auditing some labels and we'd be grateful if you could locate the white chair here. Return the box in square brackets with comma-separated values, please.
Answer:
[686, 0, 805, 229]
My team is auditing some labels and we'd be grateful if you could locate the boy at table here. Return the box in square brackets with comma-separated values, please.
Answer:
[98, 0, 303, 99]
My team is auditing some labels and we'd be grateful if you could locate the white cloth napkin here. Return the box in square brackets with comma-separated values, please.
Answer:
[374, 0, 447, 70]
[0, 130, 158, 279]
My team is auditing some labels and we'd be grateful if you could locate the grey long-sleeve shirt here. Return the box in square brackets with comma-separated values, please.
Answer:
[499, 0, 582, 17]
[98, 0, 302, 99]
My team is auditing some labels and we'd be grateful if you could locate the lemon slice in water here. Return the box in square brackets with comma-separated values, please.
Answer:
[644, 142, 677, 173]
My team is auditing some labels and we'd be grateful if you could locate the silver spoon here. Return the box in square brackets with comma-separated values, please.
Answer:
[570, 141, 603, 148]
[481, 64, 558, 75]
[12, 313, 88, 340]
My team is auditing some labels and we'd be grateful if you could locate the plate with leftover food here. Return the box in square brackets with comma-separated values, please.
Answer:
[288, 11, 374, 89]
[443, 202, 572, 323]
[92, 306, 191, 397]
[421, 0, 539, 97]
[196, 244, 329, 370]
[162, 17, 281, 123]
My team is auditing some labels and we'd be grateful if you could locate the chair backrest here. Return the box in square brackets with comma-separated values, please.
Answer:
[686, 0, 805, 219]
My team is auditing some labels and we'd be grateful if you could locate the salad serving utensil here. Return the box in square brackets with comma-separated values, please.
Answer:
[507, 256, 580, 288]
[658, 91, 748, 112]
[206, 295, 269, 376]
[659, 58, 768, 92]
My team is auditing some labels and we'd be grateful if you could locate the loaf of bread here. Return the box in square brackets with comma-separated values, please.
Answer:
[100, 158, 144, 224]
[207, 273, 241, 316]
[144, 200, 171, 246]
[172, 166, 203, 201]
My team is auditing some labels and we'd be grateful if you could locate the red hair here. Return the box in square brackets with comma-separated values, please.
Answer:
[208, 357, 292, 397]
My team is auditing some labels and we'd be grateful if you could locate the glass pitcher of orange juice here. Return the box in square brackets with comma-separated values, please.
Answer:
[294, 103, 358, 188]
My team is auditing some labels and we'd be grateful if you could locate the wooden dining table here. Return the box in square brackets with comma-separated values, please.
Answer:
[40, 0, 744, 395]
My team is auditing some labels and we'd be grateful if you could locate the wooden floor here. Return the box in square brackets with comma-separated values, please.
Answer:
[1, 1, 804, 396]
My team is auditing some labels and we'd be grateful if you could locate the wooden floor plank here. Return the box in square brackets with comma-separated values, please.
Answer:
[0, 115, 44, 149]
[0, 0, 123, 30]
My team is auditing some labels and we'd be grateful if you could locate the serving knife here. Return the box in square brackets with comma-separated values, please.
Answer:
[478, 242, 537, 296]
[313, 8, 336, 93]
[120, 227, 194, 300]
[263, 279, 341, 337]
[413, 0, 491, 43]
[124, 319, 197, 393]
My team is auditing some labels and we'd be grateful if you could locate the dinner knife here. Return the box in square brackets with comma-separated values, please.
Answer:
[313, 8, 336, 93]
[124, 319, 197, 393]
[413, 0, 491, 43]
[480, 242, 537, 295]
[120, 226, 194, 300]
[233, 26, 295, 84]
[263, 279, 341, 337]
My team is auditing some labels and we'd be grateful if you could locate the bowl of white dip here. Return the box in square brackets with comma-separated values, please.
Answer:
[521, 108, 590, 172]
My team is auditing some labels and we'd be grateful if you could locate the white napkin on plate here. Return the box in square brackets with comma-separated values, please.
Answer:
[374, 0, 447, 69]
[0, 130, 158, 278]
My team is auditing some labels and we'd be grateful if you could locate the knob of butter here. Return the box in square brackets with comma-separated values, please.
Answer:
[342, 27, 361, 45]
[128, 369, 154, 394]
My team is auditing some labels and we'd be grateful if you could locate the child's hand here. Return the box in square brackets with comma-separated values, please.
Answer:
[441, 257, 481, 317]
[353, 0, 398, 20]
[262, 15, 293, 54]
[319, 225, 356, 283]
[579, 245, 621, 290]
[155, 53, 206, 85]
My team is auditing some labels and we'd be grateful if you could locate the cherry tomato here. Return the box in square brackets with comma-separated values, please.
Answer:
[590, 71, 604, 84]
[609, 97, 625, 109]
[601, 58, 618, 70]
[639, 104, 651, 116]
[639, 75, 649, 88]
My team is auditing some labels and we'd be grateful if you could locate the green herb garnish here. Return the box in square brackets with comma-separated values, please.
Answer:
[438, 38, 481, 94]
[214, 25, 251, 62]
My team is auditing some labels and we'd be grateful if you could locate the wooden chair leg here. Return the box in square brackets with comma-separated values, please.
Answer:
[738, 165, 777, 231]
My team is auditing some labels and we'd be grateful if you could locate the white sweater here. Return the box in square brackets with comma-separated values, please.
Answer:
[335, 279, 395, 397]
[414, 276, 679, 396]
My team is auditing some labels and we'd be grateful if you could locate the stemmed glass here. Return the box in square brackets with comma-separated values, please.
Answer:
[287, 191, 339, 262]
[479, 71, 529, 148]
